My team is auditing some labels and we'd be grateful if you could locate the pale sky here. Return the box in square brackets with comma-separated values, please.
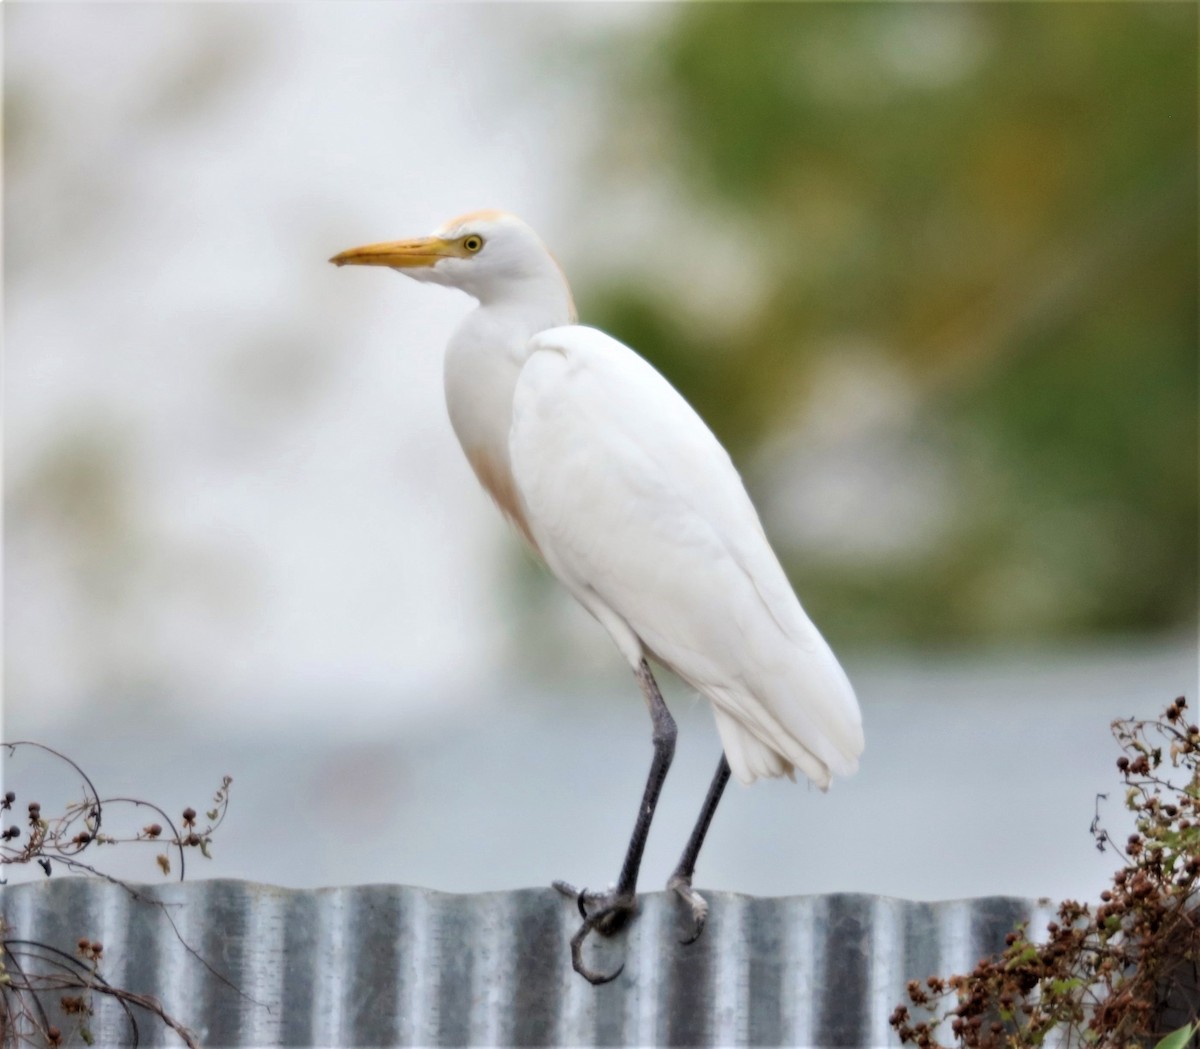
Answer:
[6, 3, 629, 727]
[4, 5, 1196, 908]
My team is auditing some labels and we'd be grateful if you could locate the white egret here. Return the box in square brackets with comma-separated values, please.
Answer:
[330, 210, 863, 984]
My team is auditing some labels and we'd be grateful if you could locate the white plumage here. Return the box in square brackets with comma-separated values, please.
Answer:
[512, 324, 862, 787]
[331, 209, 862, 786]
[331, 209, 864, 980]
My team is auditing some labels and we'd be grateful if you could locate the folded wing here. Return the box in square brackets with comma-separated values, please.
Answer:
[509, 325, 864, 787]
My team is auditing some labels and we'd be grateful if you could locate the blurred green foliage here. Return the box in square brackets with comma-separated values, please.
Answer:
[575, 3, 1197, 646]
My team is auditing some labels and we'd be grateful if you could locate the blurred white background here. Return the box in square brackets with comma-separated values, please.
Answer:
[5, 5, 1196, 907]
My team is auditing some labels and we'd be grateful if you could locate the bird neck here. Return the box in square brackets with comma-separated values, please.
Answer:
[473, 270, 577, 335]
[442, 298, 553, 484]
[442, 263, 576, 502]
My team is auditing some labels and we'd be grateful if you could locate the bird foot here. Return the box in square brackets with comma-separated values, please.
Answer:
[667, 872, 709, 945]
[552, 880, 638, 985]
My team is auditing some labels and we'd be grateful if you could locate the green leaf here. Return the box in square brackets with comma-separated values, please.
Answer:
[1154, 1023, 1199, 1049]
[1005, 945, 1039, 969]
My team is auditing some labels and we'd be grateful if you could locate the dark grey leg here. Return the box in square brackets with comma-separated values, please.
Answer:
[667, 754, 731, 944]
[553, 658, 677, 984]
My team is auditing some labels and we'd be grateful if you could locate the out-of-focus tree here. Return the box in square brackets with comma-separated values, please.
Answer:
[561, 3, 1196, 647]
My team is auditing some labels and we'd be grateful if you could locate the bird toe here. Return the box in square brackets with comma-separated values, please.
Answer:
[668, 873, 710, 945]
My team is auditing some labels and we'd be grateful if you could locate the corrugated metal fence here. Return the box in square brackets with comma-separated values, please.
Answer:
[3, 878, 1058, 1047]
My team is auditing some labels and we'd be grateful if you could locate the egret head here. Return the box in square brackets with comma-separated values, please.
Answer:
[330, 210, 575, 319]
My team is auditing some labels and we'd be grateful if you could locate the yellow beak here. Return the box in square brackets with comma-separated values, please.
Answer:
[329, 236, 462, 268]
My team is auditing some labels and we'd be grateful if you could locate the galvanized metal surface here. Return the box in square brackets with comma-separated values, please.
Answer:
[3, 878, 1057, 1047]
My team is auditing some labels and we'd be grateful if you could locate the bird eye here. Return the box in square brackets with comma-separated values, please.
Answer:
[462, 235, 484, 253]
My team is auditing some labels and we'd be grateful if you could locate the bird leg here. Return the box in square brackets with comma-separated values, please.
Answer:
[553, 658, 677, 984]
[666, 753, 731, 945]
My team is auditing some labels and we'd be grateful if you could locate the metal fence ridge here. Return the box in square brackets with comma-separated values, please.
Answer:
[3, 878, 1058, 1047]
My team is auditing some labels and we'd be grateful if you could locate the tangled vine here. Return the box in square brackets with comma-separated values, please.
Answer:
[890, 697, 1200, 1049]
[1, 742, 235, 1047]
